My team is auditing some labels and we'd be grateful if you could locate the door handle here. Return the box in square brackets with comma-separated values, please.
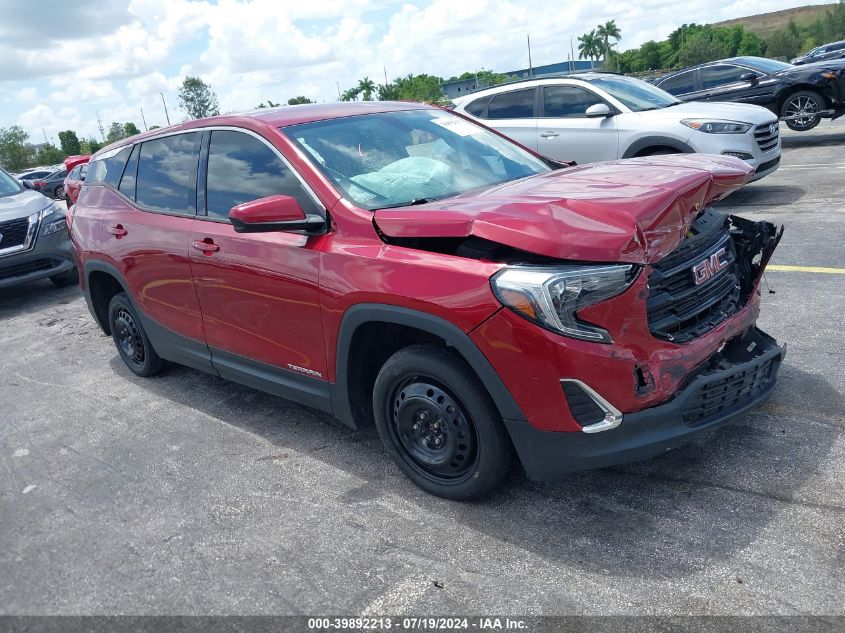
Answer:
[540, 131, 559, 138]
[107, 224, 127, 238]
[192, 239, 220, 255]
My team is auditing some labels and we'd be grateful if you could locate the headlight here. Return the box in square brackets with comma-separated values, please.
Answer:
[39, 200, 67, 236]
[491, 264, 637, 343]
[681, 119, 752, 134]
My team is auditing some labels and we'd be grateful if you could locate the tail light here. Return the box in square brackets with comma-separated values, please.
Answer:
[34, 180, 46, 187]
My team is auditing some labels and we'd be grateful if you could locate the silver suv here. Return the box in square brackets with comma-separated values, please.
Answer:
[453, 73, 781, 182]
[0, 167, 78, 290]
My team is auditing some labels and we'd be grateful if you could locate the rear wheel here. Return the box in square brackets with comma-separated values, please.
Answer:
[54, 185, 65, 199]
[782, 90, 823, 131]
[372, 345, 512, 500]
[108, 292, 166, 377]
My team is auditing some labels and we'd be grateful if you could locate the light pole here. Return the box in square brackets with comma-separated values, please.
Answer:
[160, 93, 171, 126]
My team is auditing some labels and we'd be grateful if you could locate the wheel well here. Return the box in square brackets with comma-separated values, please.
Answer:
[88, 270, 124, 334]
[345, 322, 454, 430]
[778, 85, 828, 111]
[633, 145, 679, 157]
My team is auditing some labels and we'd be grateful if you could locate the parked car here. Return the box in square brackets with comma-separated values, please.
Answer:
[64, 161, 89, 206]
[0, 167, 78, 290]
[71, 103, 784, 500]
[16, 168, 54, 189]
[30, 168, 68, 199]
[452, 73, 781, 181]
[654, 56, 845, 131]
[791, 40, 845, 65]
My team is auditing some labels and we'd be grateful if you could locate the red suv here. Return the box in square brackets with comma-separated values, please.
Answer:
[70, 102, 784, 499]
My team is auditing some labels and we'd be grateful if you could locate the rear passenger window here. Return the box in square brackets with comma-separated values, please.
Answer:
[118, 145, 140, 199]
[487, 89, 535, 119]
[136, 133, 201, 214]
[86, 146, 132, 186]
[205, 130, 316, 221]
[660, 71, 697, 96]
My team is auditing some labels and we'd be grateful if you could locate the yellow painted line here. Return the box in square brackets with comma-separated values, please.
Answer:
[766, 264, 845, 274]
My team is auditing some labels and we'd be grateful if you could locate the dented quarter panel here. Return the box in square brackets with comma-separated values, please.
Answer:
[374, 154, 754, 264]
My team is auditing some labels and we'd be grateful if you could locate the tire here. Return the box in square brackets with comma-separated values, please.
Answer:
[54, 185, 65, 199]
[50, 267, 79, 288]
[782, 90, 823, 131]
[108, 292, 166, 377]
[642, 149, 677, 156]
[372, 345, 512, 500]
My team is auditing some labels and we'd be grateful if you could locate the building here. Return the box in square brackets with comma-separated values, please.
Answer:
[441, 59, 597, 99]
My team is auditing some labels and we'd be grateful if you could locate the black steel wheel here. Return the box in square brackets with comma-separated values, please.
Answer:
[782, 90, 823, 131]
[108, 292, 166, 377]
[373, 345, 512, 500]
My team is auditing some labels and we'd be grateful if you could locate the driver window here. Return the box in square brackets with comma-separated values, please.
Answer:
[543, 86, 604, 118]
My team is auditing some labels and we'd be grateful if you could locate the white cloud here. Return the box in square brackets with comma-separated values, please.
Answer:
[1, 0, 835, 139]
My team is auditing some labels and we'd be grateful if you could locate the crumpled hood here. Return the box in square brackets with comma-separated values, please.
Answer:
[0, 189, 50, 222]
[373, 154, 753, 264]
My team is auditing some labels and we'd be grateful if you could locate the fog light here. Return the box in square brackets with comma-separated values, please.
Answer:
[721, 151, 753, 161]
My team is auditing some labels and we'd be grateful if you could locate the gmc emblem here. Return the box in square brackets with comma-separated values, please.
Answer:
[692, 247, 729, 285]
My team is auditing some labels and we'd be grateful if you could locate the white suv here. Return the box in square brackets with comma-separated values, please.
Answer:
[453, 73, 781, 181]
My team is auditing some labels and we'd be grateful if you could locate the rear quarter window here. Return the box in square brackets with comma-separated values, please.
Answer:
[659, 71, 697, 96]
[87, 146, 132, 187]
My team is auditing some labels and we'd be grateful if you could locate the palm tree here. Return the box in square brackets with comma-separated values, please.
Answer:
[357, 77, 376, 101]
[577, 30, 601, 69]
[596, 20, 622, 70]
[340, 87, 360, 102]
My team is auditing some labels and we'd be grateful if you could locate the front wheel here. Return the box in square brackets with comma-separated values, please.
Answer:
[372, 345, 512, 500]
[782, 90, 823, 131]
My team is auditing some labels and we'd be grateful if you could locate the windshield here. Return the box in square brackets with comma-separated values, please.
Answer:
[587, 75, 680, 111]
[0, 168, 23, 198]
[736, 57, 794, 73]
[282, 109, 550, 210]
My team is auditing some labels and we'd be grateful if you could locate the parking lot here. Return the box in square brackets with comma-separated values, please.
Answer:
[1, 120, 843, 616]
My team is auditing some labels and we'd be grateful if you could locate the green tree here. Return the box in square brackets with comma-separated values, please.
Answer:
[596, 20, 622, 69]
[357, 77, 376, 101]
[578, 30, 602, 69]
[638, 40, 662, 70]
[377, 83, 400, 100]
[177, 76, 220, 119]
[36, 144, 65, 165]
[287, 96, 314, 105]
[678, 31, 727, 66]
[737, 31, 764, 57]
[393, 74, 444, 103]
[766, 28, 801, 59]
[123, 122, 141, 137]
[340, 87, 360, 102]
[106, 122, 125, 143]
[58, 130, 81, 156]
[256, 100, 280, 108]
[0, 126, 33, 171]
[80, 137, 104, 155]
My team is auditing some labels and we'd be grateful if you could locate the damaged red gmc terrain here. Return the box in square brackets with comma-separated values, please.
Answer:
[70, 102, 784, 500]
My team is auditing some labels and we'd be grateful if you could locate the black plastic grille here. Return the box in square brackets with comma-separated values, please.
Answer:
[0, 258, 54, 280]
[0, 217, 30, 249]
[682, 356, 777, 427]
[562, 381, 605, 425]
[648, 228, 741, 343]
[754, 121, 779, 153]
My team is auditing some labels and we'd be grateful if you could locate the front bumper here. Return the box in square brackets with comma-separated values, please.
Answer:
[0, 221, 76, 290]
[504, 327, 784, 483]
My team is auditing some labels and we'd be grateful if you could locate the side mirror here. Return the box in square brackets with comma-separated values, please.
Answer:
[740, 72, 759, 85]
[229, 195, 326, 234]
[585, 103, 613, 118]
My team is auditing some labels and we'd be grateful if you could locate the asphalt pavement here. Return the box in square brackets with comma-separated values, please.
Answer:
[1, 119, 843, 616]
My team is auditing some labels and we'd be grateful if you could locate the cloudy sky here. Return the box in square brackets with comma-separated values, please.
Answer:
[0, 0, 831, 143]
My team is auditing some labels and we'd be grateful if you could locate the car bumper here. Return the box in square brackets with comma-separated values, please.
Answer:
[689, 124, 781, 181]
[0, 224, 76, 290]
[504, 327, 784, 483]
